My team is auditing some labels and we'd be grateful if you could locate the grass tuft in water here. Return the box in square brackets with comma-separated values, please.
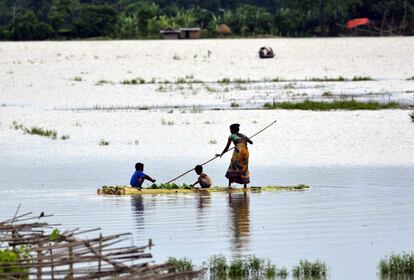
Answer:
[121, 77, 145, 85]
[161, 119, 174, 125]
[12, 121, 59, 140]
[379, 252, 414, 277]
[99, 139, 110, 146]
[292, 259, 327, 279]
[207, 254, 288, 279]
[322, 91, 333, 97]
[218, 78, 231, 84]
[230, 101, 240, 108]
[208, 255, 228, 278]
[95, 80, 114, 86]
[309, 76, 346, 82]
[72, 76, 82, 82]
[166, 257, 193, 272]
[263, 100, 401, 110]
[352, 76, 373, 81]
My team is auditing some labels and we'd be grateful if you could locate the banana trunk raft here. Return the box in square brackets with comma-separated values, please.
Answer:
[97, 184, 310, 195]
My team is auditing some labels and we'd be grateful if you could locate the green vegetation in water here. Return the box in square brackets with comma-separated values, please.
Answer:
[95, 79, 114, 86]
[149, 183, 193, 190]
[72, 76, 82, 82]
[309, 76, 346, 82]
[406, 76, 414, 80]
[207, 254, 288, 279]
[292, 259, 327, 279]
[166, 257, 194, 272]
[322, 91, 333, 97]
[11, 121, 69, 140]
[218, 78, 231, 84]
[352, 76, 373, 81]
[161, 119, 175, 125]
[121, 77, 146, 85]
[379, 252, 414, 277]
[263, 100, 401, 110]
[0, 247, 30, 278]
[230, 101, 240, 108]
[99, 139, 110, 146]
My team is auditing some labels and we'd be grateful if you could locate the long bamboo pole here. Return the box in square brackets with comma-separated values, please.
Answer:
[164, 120, 277, 184]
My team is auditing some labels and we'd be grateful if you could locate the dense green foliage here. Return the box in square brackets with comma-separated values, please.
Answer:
[0, 0, 413, 40]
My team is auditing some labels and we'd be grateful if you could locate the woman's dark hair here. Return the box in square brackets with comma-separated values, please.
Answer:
[230, 123, 240, 132]
[135, 162, 144, 171]
[195, 165, 203, 174]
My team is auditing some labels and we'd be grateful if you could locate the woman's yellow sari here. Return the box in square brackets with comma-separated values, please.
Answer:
[225, 142, 250, 184]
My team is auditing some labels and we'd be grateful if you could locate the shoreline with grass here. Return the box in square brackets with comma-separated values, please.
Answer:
[263, 100, 409, 111]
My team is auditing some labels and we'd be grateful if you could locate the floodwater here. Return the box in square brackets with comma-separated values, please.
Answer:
[1, 38, 414, 279]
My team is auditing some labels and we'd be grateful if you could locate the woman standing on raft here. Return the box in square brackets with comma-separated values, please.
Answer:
[216, 123, 253, 188]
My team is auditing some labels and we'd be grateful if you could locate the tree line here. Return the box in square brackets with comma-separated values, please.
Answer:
[0, 0, 413, 40]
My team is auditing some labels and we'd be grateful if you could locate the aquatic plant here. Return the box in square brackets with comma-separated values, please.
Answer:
[161, 119, 174, 125]
[218, 78, 231, 84]
[121, 77, 146, 85]
[263, 100, 401, 110]
[309, 76, 346, 82]
[322, 91, 333, 97]
[60, 135, 70, 140]
[352, 76, 373, 81]
[95, 79, 114, 85]
[207, 254, 288, 279]
[407, 76, 414, 80]
[292, 259, 327, 279]
[233, 78, 250, 84]
[166, 257, 194, 272]
[72, 76, 82, 82]
[99, 139, 110, 146]
[230, 101, 240, 108]
[12, 121, 60, 140]
[208, 255, 228, 279]
[379, 252, 414, 277]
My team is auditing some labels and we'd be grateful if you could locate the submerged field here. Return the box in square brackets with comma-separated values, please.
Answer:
[0, 37, 414, 279]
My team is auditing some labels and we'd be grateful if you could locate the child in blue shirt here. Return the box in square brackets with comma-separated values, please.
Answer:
[130, 162, 156, 188]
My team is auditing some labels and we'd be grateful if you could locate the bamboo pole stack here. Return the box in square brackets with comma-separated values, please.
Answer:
[0, 210, 199, 279]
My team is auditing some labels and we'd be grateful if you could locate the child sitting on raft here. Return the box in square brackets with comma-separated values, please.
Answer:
[130, 162, 156, 188]
[192, 165, 212, 188]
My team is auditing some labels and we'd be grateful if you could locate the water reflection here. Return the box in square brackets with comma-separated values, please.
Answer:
[131, 195, 145, 231]
[196, 192, 211, 230]
[228, 192, 250, 257]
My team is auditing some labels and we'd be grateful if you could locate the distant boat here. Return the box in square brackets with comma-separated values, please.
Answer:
[259, 47, 274, 59]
